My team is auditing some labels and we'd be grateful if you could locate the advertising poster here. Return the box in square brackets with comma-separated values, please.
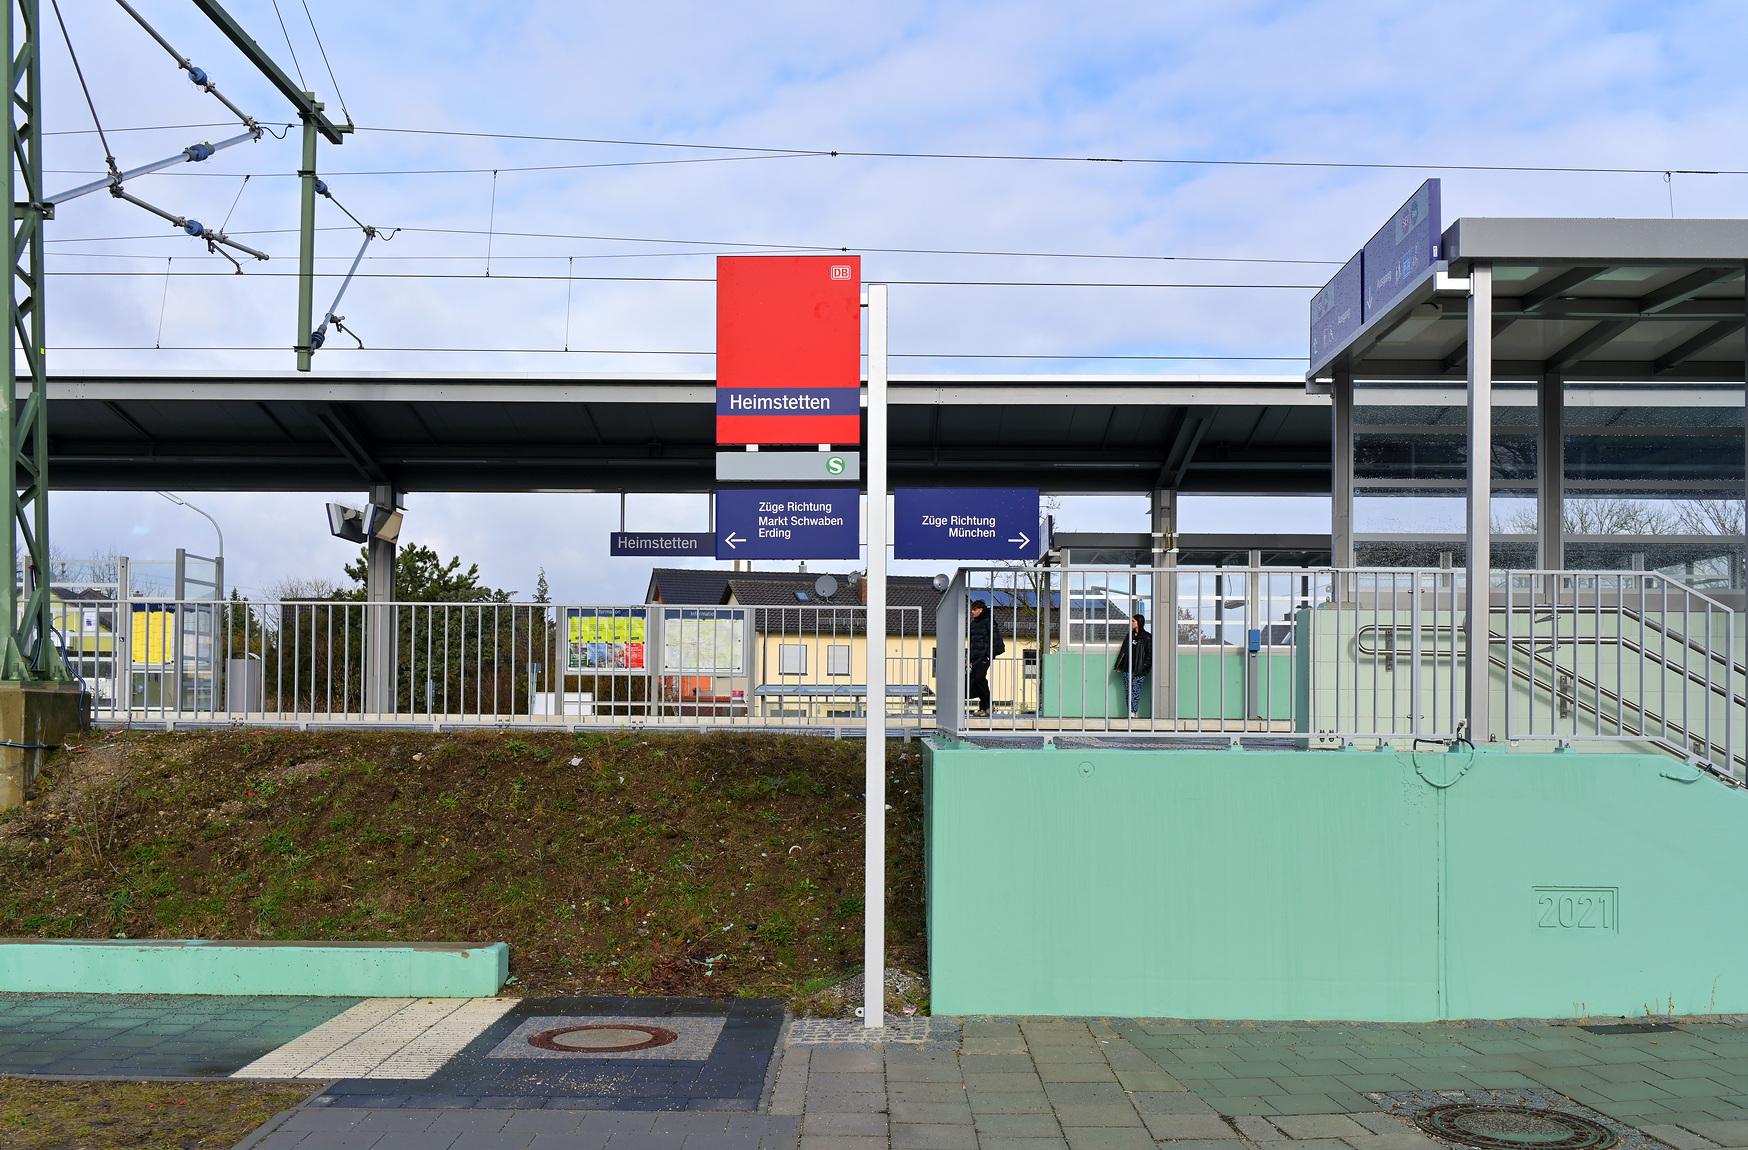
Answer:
[567, 609, 647, 671]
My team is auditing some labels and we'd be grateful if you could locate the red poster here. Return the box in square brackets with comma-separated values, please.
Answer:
[716, 255, 861, 446]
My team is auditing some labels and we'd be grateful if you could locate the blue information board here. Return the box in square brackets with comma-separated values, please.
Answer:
[893, 487, 1040, 560]
[715, 487, 860, 560]
[1361, 178, 1442, 322]
[1308, 251, 1364, 368]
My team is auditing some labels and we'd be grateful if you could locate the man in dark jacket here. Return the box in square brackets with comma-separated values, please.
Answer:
[1112, 610, 1153, 718]
[966, 598, 1005, 717]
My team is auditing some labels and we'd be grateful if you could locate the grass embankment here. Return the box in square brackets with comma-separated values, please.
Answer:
[0, 1078, 315, 1150]
[0, 729, 927, 1007]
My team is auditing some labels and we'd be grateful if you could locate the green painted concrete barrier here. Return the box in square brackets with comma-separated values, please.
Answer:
[0, 939, 509, 997]
[925, 739, 1748, 1020]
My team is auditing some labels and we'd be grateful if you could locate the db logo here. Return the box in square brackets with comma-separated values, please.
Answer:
[829, 265, 852, 280]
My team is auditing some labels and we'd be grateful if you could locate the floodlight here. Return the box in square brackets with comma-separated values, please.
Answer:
[366, 505, 403, 543]
[326, 502, 367, 543]
[932, 574, 951, 593]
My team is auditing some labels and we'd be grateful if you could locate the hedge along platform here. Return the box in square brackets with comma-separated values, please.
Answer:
[925, 738, 1748, 1020]
[0, 939, 509, 997]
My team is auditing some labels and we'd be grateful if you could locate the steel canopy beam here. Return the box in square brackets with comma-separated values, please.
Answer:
[1654, 320, 1746, 375]
[189, 0, 348, 143]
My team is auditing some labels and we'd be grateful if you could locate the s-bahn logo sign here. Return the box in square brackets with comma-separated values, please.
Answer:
[716, 255, 862, 447]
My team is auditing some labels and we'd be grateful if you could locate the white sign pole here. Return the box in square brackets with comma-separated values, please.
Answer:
[863, 283, 888, 1030]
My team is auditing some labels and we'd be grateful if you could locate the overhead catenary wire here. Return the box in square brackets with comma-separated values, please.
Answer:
[41, 224, 1348, 267]
[269, 0, 308, 89]
[300, 0, 352, 125]
[43, 268, 1325, 288]
[44, 118, 1748, 178]
[49, 0, 117, 176]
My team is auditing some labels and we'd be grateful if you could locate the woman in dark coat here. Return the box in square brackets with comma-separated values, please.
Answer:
[1112, 611, 1153, 718]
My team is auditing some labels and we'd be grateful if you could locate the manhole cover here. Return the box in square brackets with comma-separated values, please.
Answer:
[1416, 1104, 1617, 1150]
[527, 1023, 679, 1053]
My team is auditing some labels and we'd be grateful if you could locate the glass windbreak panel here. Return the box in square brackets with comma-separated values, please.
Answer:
[1563, 394, 1744, 587]
[1353, 385, 1535, 568]
[1355, 538, 1537, 570]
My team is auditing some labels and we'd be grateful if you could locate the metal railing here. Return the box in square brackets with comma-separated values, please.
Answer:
[1499, 571, 1743, 775]
[937, 565, 1747, 776]
[60, 569, 1748, 772]
[70, 597, 928, 731]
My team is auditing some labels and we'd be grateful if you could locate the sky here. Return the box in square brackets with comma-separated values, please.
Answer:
[30, 1, 1748, 602]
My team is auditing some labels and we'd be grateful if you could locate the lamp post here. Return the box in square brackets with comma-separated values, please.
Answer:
[156, 492, 225, 594]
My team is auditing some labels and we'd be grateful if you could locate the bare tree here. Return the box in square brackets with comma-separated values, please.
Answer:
[267, 575, 341, 602]
[1502, 499, 1679, 536]
[1671, 500, 1745, 536]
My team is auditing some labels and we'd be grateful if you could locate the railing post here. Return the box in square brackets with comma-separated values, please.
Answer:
[1464, 262, 1494, 742]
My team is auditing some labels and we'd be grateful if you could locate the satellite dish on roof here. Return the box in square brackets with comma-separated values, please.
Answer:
[814, 574, 840, 599]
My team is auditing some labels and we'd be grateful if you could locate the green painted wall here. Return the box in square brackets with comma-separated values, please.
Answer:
[0, 940, 509, 997]
[1040, 652, 1294, 720]
[925, 739, 1748, 1020]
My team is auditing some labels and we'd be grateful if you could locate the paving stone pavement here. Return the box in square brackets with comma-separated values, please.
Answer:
[239, 1016, 1748, 1150]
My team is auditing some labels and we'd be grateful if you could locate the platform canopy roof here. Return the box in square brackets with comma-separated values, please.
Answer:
[36, 371, 1333, 494]
[1308, 218, 1748, 385]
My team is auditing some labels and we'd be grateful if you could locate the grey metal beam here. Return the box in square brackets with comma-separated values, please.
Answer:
[101, 400, 154, 443]
[1155, 411, 1210, 489]
[1444, 218, 1748, 267]
[1637, 266, 1740, 314]
[1465, 262, 1493, 742]
[1439, 297, 1743, 322]
[311, 403, 387, 484]
[1654, 320, 1746, 374]
[1359, 358, 1745, 382]
[189, 0, 349, 143]
[1520, 267, 1611, 313]
[1549, 320, 1633, 371]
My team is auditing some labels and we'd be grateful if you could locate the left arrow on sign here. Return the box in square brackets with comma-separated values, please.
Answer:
[724, 531, 746, 549]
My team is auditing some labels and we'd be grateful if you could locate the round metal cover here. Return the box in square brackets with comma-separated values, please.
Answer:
[814, 574, 840, 599]
[1414, 1104, 1616, 1150]
[526, 1023, 679, 1053]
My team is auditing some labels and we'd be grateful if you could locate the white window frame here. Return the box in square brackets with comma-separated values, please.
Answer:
[779, 643, 808, 675]
[826, 643, 852, 677]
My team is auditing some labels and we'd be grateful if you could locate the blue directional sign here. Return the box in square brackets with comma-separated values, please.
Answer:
[715, 487, 860, 560]
[893, 488, 1040, 560]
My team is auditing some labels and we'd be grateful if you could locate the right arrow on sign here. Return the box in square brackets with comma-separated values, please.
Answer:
[1009, 531, 1031, 550]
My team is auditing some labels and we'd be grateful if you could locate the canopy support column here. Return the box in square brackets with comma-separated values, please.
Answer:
[1150, 488, 1177, 722]
[365, 482, 398, 715]
[1537, 370, 1564, 571]
[1331, 364, 1355, 569]
[1465, 263, 1494, 742]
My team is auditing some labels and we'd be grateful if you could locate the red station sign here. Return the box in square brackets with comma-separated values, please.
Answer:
[715, 255, 862, 446]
